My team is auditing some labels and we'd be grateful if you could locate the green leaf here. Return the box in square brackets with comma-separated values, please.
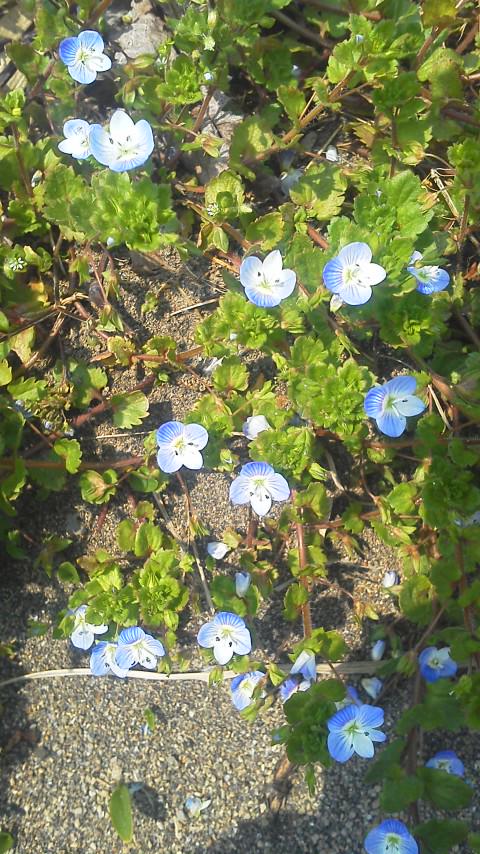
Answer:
[398, 575, 434, 625]
[212, 356, 249, 392]
[117, 519, 137, 552]
[415, 819, 468, 854]
[109, 784, 133, 843]
[0, 360, 12, 385]
[53, 439, 82, 473]
[57, 561, 80, 584]
[204, 170, 249, 222]
[422, 0, 456, 27]
[365, 738, 406, 784]
[417, 767, 473, 810]
[111, 391, 149, 429]
[289, 164, 347, 221]
[283, 582, 308, 620]
[0, 833, 13, 853]
[380, 774, 424, 812]
[79, 470, 118, 505]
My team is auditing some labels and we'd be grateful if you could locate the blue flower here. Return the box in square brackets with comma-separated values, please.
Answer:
[242, 415, 272, 440]
[58, 119, 92, 159]
[115, 626, 165, 670]
[335, 684, 361, 710]
[364, 376, 425, 438]
[90, 641, 129, 678]
[361, 676, 383, 700]
[371, 640, 386, 661]
[207, 541, 229, 560]
[364, 819, 418, 854]
[327, 703, 386, 762]
[89, 109, 154, 172]
[383, 570, 400, 588]
[407, 251, 450, 295]
[59, 30, 111, 85]
[230, 671, 265, 710]
[323, 242, 386, 306]
[239, 250, 296, 308]
[279, 649, 316, 702]
[235, 571, 251, 597]
[197, 611, 252, 665]
[425, 749, 464, 777]
[418, 646, 457, 682]
[156, 420, 208, 473]
[229, 461, 290, 517]
[70, 605, 108, 650]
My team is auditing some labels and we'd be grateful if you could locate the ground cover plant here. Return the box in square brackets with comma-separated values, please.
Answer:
[0, 0, 480, 849]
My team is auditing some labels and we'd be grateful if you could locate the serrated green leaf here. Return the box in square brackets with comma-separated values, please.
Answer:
[111, 391, 149, 429]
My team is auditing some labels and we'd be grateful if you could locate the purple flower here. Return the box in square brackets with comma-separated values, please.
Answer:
[229, 461, 290, 517]
[418, 646, 457, 683]
[239, 250, 296, 308]
[59, 30, 111, 85]
[425, 750, 464, 777]
[407, 251, 450, 295]
[364, 819, 418, 854]
[197, 611, 252, 665]
[327, 704, 386, 762]
[364, 376, 425, 438]
[323, 242, 386, 307]
[156, 421, 208, 473]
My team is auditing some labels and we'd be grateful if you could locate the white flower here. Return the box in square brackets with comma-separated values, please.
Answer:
[184, 796, 211, 818]
[207, 541, 229, 560]
[197, 611, 252, 665]
[229, 461, 290, 517]
[361, 676, 383, 700]
[156, 421, 208, 473]
[325, 144, 339, 162]
[59, 30, 111, 85]
[371, 640, 386, 661]
[90, 641, 128, 677]
[323, 242, 386, 306]
[89, 109, 154, 172]
[239, 250, 296, 308]
[235, 571, 251, 597]
[58, 119, 92, 160]
[382, 570, 400, 588]
[115, 626, 165, 670]
[242, 415, 272, 441]
[70, 605, 108, 650]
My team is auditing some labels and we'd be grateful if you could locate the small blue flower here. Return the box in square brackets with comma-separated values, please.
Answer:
[58, 119, 93, 160]
[230, 671, 265, 710]
[90, 109, 154, 172]
[156, 421, 208, 474]
[239, 250, 296, 308]
[235, 571, 251, 597]
[59, 30, 111, 85]
[90, 641, 128, 678]
[115, 626, 165, 670]
[407, 251, 450, 295]
[207, 541, 229, 560]
[425, 749, 464, 777]
[364, 376, 425, 438]
[371, 640, 386, 661]
[383, 570, 400, 588]
[242, 415, 272, 440]
[335, 684, 361, 710]
[327, 703, 386, 762]
[361, 676, 383, 700]
[70, 605, 108, 650]
[364, 819, 418, 854]
[418, 646, 457, 683]
[323, 242, 386, 307]
[197, 611, 252, 665]
[279, 650, 317, 702]
[229, 461, 290, 517]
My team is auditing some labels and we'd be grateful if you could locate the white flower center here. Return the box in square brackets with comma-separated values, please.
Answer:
[75, 46, 95, 65]
[343, 263, 365, 287]
[429, 655, 441, 669]
[172, 435, 187, 454]
[385, 834, 402, 853]
[415, 265, 438, 284]
[437, 759, 450, 771]
[216, 627, 234, 647]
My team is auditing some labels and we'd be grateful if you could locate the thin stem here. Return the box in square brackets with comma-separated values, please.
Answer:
[176, 472, 214, 614]
[271, 9, 332, 49]
[11, 125, 33, 198]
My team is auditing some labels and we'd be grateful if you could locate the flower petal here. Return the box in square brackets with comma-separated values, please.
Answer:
[213, 637, 235, 665]
[197, 620, 217, 649]
[89, 124, 116, 164]
[179, 445, 204, 470]
[240, 256, 263, 289]
[114, 645, 136, 670]
[393, 394, 425, 417]
[340, 281, 373, 306]
[262, 250, 283, 281]
[71, 626, 94, 650]
[90, 642, 110, 676]
[207, 542, 229, 560]
[352, 731, 374, 758]
[133, 119, 154, 158]
[385, 375, 417, 397]
[157, 447, 182, 473]
[327, 704, 357, 732]
[322, 257, 345, 294]
[229, 474, 252, 505]
[264, 472, 290, 502]
[243, 286, 283, 308]
[143, 636, 165, 658]
[109, 109, 136, 141]
[376, 411, 406, 438]
[183, 423, 209, 450]
[250, 487, 272, 517]
[77, 30, 104, 52]
[156, 421, 184, 445]
[67, 60, 97, 85]
[63, 118, 90, 137]
[364, 386, 386, 418]
[364, 262, 386, 286]
[88, 52, 111, 72]
[338, 242, 372, 267]
[118, 626, 145, 645]
[242, 415, 271, 440]
[231, 625, 252, 656]
[58, 36, 79, 65]
[327, 731, 354, 762]
[357, 704, 384, 730]
[241, 461, 274, 479]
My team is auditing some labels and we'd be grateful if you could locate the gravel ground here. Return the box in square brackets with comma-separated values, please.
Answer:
[1, 252, 479, 852]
